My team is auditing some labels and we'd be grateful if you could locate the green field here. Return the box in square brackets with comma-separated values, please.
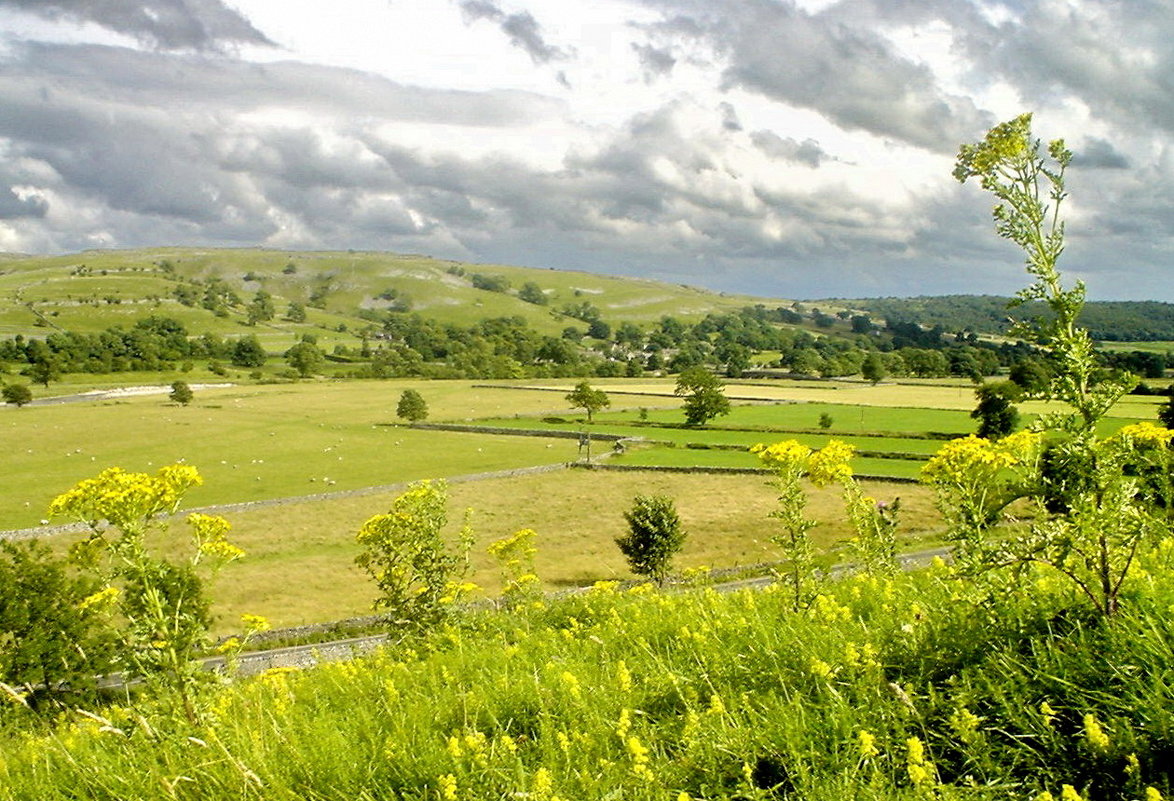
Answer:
[3, 374, 1164, 632]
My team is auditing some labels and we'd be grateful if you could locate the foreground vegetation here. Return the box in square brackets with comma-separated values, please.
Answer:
[2, 556, 1172, 800]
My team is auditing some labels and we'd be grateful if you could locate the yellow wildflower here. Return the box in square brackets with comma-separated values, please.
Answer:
[1145, 788, 1163, 801]
[857, 730, 879, 759]
[1083, 713, 1110, 752]
[438, 773, 458, 801]
[1061, 785, 1083, 801]
[78, 585, 120, 611]
[807, 439, 856, 486]
[1112, 422, 1174, 448]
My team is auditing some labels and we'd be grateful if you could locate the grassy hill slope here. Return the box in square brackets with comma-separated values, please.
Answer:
[0, 248, 792, 342]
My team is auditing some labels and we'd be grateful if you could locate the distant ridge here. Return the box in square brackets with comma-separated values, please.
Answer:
[833, 295, 1174, 342]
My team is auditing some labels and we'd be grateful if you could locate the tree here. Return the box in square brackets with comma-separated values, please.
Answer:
[397, 388, 429, 422]
[861, 352, 886, 385]
[2, 382, 32, 407]
[285, 301, 307, 323]
[27, 358, 60, 388]
[616, 495, 686, 584]
[565, 380, 610, 422]
[0, 540, 118, 710]
[246, 290, 275, 325]
[169, 380, 193, 406]
[285, 341, 325, 378]
[1160, 394, 1174, 429]
[674, 367, 730, 427]
[971, 381, 1021, 439]
[1009, 357, 1053, 396]
[230, 335, 267, 368]
[518, 281, 548, 305]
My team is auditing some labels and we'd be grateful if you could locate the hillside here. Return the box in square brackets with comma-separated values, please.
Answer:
[0, 248, 794, 343]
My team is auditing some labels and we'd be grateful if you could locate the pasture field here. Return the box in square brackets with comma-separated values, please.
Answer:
[0, 380, 587, 529]
[147, 469, 939, 633]
[4, 374, 1160, 633]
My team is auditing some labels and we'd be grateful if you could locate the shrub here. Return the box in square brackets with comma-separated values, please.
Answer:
[617, 495, 686, 584]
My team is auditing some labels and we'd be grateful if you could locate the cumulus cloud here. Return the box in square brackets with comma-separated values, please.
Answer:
[633, 0, 992, 152]
[0, 0, 273, 51]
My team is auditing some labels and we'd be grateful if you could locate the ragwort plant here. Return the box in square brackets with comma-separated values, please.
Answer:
[942, 113, 1174, 617]
[355, 479, 477, 638]
[48, 464, 247, 723]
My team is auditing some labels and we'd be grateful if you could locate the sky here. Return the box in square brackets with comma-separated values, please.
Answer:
[0, 0, 1171, 301]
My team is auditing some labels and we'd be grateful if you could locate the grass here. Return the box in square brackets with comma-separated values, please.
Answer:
[3, 548, 1172, 800]
[151, 469, 939, 633]
[1, 380, 589, 529]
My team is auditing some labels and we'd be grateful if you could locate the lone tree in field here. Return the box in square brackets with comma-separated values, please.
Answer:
[565, 380, 610, 422]
[971, 380, 1021, 439]
[396, 388, 428, 422]
[617, 494, 686, 584]
[2, 382, 32, 407]
[674, 367, 730, 426]
[169, 380, 194, 406]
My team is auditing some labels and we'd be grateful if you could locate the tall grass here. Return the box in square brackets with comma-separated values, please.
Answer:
[3, 547, 1171, 800]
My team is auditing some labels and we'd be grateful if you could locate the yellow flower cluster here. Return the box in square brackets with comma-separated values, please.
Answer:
[751, 440, 812, 474]
[922, 431, 1040, 484]
[49, 463, 202, 531]
[905, 736, 936, 788]
[1111, 422, 1174, 449]
[78, 585, 119, 611]
[1083, 713, 1110, 752]
[752, 438, 855, 485]
[806, 439, 856, 486]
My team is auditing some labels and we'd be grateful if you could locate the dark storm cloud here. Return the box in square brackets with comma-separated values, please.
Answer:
[0, 38, 561, 253]
[457, 0, 571, 65]
[634, 0, 992, 151]
[750, 130, 828, 167]
[0, 0, 273, 51]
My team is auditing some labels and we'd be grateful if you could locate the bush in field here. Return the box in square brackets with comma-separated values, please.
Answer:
[396, 388, 428, 422]
[169, 380, 193, 406]
[617, 494, 686, 584]
[49, 465, 245, 722]
[355, 480, 475, 637]
[0, 540, 118, 711]
[2, 382, 32, 407]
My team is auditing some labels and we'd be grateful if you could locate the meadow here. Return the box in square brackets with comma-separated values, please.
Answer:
[3, 549, 1171, 800]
